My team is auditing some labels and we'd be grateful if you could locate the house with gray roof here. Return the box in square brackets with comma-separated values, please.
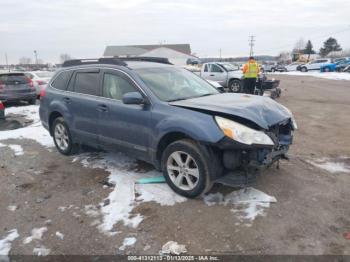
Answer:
[103, 44, 198, 66]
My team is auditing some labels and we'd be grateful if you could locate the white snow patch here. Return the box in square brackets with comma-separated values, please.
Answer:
[119, 237, 137, 251]
[7, 205, 17, 212]
[308, 158, 350, 174]
[271, 71, 350, 81]
[204, 188, 277, 221]
[0, 143, 23, 156]
[0, 105, 54, 147]
[23, 227, 47, 244]
[0, 229, 19, 258]
[75, 152, 186, 233]
[55, 232, 64, 240]
[33, 246, 50, 256]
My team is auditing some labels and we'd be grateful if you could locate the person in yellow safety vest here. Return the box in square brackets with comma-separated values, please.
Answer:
[242, 56, 260, 94]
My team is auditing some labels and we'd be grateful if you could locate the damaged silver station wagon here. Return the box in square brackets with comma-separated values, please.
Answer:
[39, 57, 297, 198]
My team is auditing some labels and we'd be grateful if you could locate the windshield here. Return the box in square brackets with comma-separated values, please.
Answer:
[219, 63, 239, 71]
[135, 67, 219, 102]
[35, 72, 54, 78]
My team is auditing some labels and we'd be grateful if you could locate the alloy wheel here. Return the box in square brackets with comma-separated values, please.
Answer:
[167, 151, 199, 191]
[54, 123, 69, 151]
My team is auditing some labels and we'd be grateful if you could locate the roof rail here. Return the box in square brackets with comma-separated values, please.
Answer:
[120, 57, 173, 65]
[62, 58, 127, 67]
[62, 56, 173, 68]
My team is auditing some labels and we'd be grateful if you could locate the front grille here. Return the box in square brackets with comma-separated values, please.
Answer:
[268, 120, 293, 147]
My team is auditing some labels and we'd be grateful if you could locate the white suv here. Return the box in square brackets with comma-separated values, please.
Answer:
[300, 59, 332, 72]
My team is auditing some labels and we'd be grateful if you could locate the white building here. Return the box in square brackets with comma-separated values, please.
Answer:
[103, 44, 198, 66]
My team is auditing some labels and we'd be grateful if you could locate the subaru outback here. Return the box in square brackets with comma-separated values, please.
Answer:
[39, 58, 296, 198]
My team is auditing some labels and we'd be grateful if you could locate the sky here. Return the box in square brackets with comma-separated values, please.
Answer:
[0, 0, 349, 64]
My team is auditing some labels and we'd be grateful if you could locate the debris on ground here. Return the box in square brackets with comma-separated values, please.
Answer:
[119, 237, 137, 251]
[161, 241, 187, 255]
[136, 176, 166, 184]
[55, 232, 64, 240]
[33, 246, 50, 256]
[23, 227, 48, 244]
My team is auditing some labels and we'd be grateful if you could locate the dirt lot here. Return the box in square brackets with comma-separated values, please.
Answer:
[0, 75, 350, 256]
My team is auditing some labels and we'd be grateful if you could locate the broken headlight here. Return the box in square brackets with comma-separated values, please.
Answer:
[215, 116, 274, 146]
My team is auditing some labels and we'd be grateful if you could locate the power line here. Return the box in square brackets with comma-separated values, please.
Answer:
[255, 26, 350, 54]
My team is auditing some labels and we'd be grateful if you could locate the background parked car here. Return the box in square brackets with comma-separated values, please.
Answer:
[0, 101, 4, 119]
[284, 62, 305, 72]
[0, 72, 37, 104]
[25, 71, 54, 97]
[344, 65, 350, 73]
[299, 59, 332, 72]
[320, 58, 350, 72]
[261, 62, 277, 72]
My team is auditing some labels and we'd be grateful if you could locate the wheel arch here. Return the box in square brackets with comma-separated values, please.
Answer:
[49, 111, 63, 136]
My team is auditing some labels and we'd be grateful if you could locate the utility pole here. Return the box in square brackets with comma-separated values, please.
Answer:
[249, 35, 255, 57]
[34, 50, 38, 65]
[5, 53, 9, 72]
[219, 48, 222, 61]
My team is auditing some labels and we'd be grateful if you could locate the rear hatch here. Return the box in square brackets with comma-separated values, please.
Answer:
[0, 73, 33, 95]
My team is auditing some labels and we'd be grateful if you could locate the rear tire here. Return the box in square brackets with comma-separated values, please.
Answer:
[52, 117, 78, 155]
[28, 98, 36, 105]
[228, 79, 242, 93]
[161, 139, 213, 198]
[324, 67, 330, 72]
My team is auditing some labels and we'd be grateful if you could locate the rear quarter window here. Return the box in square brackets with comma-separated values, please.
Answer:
[51, 71, 73, 90]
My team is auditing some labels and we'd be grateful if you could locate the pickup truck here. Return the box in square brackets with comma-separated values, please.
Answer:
[194, 62, 243, 92]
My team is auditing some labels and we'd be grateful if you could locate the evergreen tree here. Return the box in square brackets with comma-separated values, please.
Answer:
[319, 37, 342, 57]
[304, 40, 315, 61]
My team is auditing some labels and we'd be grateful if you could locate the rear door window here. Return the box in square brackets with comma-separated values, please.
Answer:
[73, 71, 100, 96]
[51, 71, 73, 90]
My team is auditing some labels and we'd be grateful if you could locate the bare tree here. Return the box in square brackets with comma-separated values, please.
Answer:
[60, 53, 72, 63]
[292, 38, 306, 54]
[19, 57, 32, 64]
[278, 51, 291, 63]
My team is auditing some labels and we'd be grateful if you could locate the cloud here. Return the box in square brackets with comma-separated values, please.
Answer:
[0, 0, 349, 63]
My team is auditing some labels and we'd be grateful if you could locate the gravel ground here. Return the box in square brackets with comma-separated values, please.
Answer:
[0, 75, 349, 256]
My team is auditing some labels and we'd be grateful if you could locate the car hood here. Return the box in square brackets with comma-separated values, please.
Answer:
[227, 71, 243, 78]
[169, 93, 292, 129]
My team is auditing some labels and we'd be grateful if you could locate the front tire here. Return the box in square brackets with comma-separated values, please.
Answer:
[324, 67, 330, 72]
[301, 67, 308, 72]
[161, 139, 213, 198]
[52, 117, 77, 155]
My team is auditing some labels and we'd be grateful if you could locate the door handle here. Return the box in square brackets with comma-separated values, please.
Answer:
[63, 97, 71, 104]
[210, 74, 215, 76]
[97, 104, 108, 112]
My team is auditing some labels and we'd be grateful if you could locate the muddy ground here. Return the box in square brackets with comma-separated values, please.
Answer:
[0, 75, 349, 256]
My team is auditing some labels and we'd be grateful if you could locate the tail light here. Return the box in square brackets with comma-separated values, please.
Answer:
[26, 78, 35, 90]
[40, 88, 46, 99]
[37, 80, 47, 86]
[0, 102, 4, 110]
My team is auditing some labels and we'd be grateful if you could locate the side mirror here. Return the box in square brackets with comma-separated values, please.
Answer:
[122, 92, 146, 105]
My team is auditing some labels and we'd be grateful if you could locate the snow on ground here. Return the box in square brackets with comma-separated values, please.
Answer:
[204, 188, 277, 222]
[308, 157, 350, 174]
[0, 143, 24, 156]
[23, 227, 48, 244]
[0, 229, 19, 259]
[76, 152, 187, 233]
[0, 105, 53, 147]
[0, 105, 276, 234]
[119, 237, 137, 251]
[270, 71, 350, 81]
